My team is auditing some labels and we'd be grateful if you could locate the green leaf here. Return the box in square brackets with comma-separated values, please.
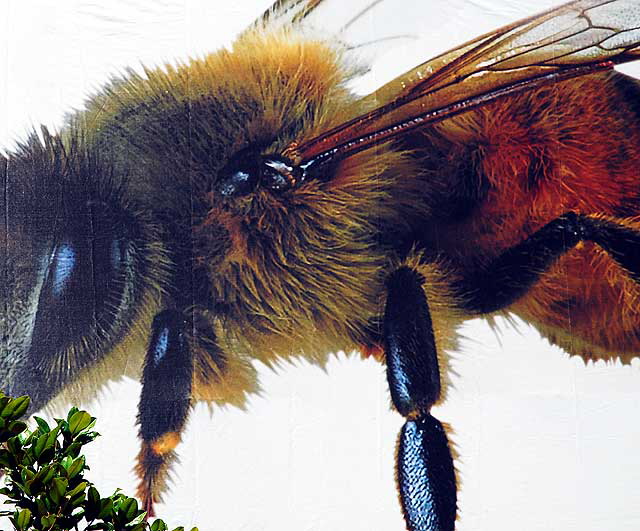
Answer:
[21, 430, 35, 446]
[66, 480, 88, 499]
[77, 430, 99, 445]
[128, 512, 147, 526]
[1, 396, 30, 420]
[88, 485, 101, 504]
[60, 455, 73, 470]
[11, 479, 30, 497]
[69, 490, 87, 508]
[118, 497, 139, 522]
[33, 433, 49, 458]
[35, 496, 48, 515]
[151, 521, 168, 531]
[68, 411, 93, 435]
[86, 486, 101, 518]
[0, 396, 11, 414]
[8, 420, 28, 436]
[28, 463, 51, 492]
[41, 426, 60, 459]
[50, 477, 68, 504]
[20, 466, 35, 484]
[19, 468, 34, 495]
[40, 514, 57, 528]
[41, 464, 57, 486]
[7, 436, 23, 454]
[98, 498, 114, 519]
[67, 455, 86, 478]
[65, 441, 83, 458]
[31, 427, 58, 462]
[34, 416, 51, 433]
[14, 508, 31, 531]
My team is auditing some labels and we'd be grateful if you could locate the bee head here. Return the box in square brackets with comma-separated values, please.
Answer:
[1, 29, 420, 412]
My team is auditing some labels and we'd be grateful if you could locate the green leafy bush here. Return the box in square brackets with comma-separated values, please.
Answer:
[0, 393, 196, 531]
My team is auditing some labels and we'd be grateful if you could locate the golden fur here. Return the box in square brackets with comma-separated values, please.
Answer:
[64, 28, 461, 411]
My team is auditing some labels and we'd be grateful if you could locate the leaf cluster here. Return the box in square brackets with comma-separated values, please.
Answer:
[0, 394, 196, 531]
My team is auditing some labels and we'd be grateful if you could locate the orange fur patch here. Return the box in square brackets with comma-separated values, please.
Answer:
[150, 431, 181, 456]
[425, 72, 640, 360]
[360, 343, 385, 361]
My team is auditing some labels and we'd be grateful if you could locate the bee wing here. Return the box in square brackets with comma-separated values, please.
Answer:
[293, 0, 640, 164]
[246, 0, 419, 73]
[247, 0, 416, 43]
[248, 0, 325, 30]
[245, 0, 536, 84]
[371, 0, 640, 105]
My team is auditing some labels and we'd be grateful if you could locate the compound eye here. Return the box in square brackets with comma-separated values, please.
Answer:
[30, 200, 131, 357]
[47, 231, 125, 304]
[218, 149, 261, 197]
[50, 241, 76, 297]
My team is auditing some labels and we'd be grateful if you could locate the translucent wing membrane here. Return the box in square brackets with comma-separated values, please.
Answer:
[247, 0, 500, 80]
[250, 0, 322, 31]
[247, 0, 423, 70]
[281, 0, 640, 168]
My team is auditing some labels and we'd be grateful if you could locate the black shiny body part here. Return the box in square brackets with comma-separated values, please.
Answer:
[217, 148, 263, 197]
[584, 218, 640, 283]
[398, 416, 457, 531]
[384, 268, 441, 417]
[138, 310, 192, 443]
[383, 267, 456, 531]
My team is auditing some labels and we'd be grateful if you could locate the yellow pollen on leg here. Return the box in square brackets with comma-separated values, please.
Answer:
[150, 431, 181, 455]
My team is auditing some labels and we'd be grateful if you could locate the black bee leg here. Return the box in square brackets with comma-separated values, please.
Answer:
[384, 267, 457, 531]
[135, 309, 193, 517]
[455, 212, 640, 314]
[580, 216, 640, 282]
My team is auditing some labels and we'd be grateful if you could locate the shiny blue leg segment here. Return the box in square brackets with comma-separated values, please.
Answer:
[136, 309, 193, 516]
[398, 415, 457, 531]
[384, 267, 456, 531]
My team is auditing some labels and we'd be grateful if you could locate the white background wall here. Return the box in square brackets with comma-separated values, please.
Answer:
[2, 1, 640, 530]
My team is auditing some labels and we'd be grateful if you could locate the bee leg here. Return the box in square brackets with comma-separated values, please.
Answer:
[384, 266, 457, 531]
[135, 309, 193, 517]
[579, 215, 640, 283]
[454, 212, 640, 314]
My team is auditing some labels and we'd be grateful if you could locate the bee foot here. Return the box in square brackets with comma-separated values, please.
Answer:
[135, 440, 177, 519]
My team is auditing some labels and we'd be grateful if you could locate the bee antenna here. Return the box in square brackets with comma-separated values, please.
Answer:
[340, 0, 384, 33]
